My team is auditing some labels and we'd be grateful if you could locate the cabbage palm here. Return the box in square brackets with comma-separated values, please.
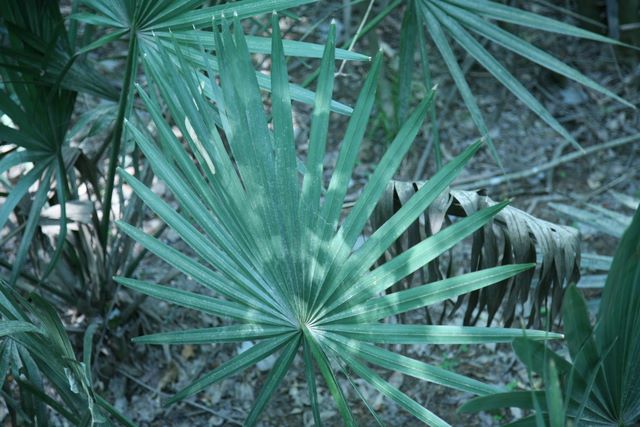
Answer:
[116, 15, 561, 425]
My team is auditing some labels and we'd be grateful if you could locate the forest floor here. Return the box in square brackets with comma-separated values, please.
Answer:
[8, 1, 640, 426]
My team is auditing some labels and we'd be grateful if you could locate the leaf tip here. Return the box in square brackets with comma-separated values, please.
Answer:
[494, 199, 511, 211]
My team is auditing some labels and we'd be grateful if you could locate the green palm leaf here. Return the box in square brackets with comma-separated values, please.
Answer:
[0, 0, 96, 287]
[73, 0, 365, 113]
[320, 323, 561, 345]
[427, 1, 579, 149]
[118, 14, 560, 426]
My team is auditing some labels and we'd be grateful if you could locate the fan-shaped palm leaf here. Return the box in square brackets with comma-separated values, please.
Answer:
[0, 1, 80, 286]
[72, 0, 367, 114]
[117, 15, 560, 425]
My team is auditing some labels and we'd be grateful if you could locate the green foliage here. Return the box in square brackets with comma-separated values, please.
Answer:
[596, 205, 640, 423]
[0, 3, 373, 421]
[117, 16, 562, 425]
[70, 0, 360, 245]
[72, 0, 363, 114]
[460, 206, 640, 426]
[0, 0, 79, 286]
[0, 0, 365, 313]
[0, 279, 133, 426]
[1, 1, 634, 424]
[366, 0, 634, 164]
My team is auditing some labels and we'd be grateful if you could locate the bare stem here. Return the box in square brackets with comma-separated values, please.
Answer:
[98, 31, 138, 250]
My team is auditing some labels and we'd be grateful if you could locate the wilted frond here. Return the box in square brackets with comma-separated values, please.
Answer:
[372, 182, 581, 327]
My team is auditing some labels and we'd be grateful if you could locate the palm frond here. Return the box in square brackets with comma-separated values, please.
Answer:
[116, 15, 558, 425]
[371, 182, 581, 327]
[0, 0, 78, 285]
[73, 0, 367, 114]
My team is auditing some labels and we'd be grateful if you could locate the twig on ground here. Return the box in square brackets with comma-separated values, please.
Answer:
[584, 172, 633, 201]
[546, 140, 572, 193]
[454, 133, 640, 189]
[413, 132, 435, 181]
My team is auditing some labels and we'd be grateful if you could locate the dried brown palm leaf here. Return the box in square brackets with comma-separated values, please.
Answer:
[371, 181, 581, 327]
[550, 191, 639, 289]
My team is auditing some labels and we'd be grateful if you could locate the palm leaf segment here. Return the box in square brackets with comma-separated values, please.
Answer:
[116, 15, 560, 426]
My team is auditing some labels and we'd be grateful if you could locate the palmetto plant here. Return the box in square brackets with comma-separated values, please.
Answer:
[461, 206, 640, 426]
[115, 15, 562, 425]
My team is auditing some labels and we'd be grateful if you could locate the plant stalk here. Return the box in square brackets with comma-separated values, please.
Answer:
[98, 31, 138, 250]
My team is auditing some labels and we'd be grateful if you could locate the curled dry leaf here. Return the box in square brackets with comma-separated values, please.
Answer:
[371, 181, 581, 327]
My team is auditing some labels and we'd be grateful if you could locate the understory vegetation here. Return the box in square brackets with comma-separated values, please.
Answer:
[0, 0, 638, 425]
